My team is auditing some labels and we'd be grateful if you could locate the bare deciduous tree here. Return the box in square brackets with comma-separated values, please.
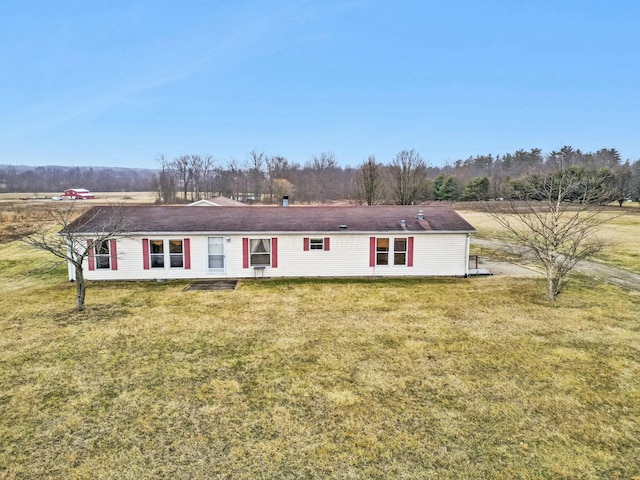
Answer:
[389, 149, 427, 205]
[172, 155, 192, 202]
[156, 155, 177, 204]
[302, 152, 340, 203]
[485, 164, 616, 300]
[199, 154, 216, 199]
[22, 203, 129, 311]
[609, 163, 633, 207]
[188, 155, 205, 201]
[354, 155, 385, 205]
[154, 154, 216, 203]
[185, 154, 217, 201]
[266, 156, 293, 203]
[226, 158, 244, 201]
[247, 150, 266, 202]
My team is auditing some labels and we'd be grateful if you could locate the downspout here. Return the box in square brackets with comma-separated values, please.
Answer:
[464, 233, 471, 277]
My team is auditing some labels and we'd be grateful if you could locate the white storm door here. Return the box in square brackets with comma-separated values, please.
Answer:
[207, 236, 226, 272]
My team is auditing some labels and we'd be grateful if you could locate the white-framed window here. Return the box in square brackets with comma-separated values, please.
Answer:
[394, 238, 407, 265]
[149, 239, 184, 268]
[144, 238, 189, 270]
[304, 237, 330, 252]
[250, 238, 271, 266]
[310, 238, 324, 250]
[169, 240, 184, 268]
[150, 240, 165, 268]
[208, 236, 225, 270]
[94, 241, 111, 269]
[376, 238, 389, 265]
[376, 237, 408, 266]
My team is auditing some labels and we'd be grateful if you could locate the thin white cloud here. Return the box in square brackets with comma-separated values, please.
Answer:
[0, 1, 358, 143]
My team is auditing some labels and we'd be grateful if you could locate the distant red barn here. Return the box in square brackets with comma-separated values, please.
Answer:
[62, 188, 95, 200]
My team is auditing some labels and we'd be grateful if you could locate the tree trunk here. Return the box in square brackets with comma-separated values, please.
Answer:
[545, 262, 559, 300]
[75, 266, 87, 311]
[546, 272, 554, 300]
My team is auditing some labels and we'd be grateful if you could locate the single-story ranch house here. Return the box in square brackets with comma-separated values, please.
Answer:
[64, 205, 477, 281]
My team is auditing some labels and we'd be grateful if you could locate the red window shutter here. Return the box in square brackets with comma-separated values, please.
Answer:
[407, 236, 414, 267]
[142, 238, 150, 270]
[242, 238, 249, 268]
[110, 239, 118, 271]
[369, 237, 376, 267]
[87, 239, 95, 271]
[324, 237, 330, 251]
[271, 237, 278, 268]
[184, 238, 191, 270]
[303, 237, 310, 251]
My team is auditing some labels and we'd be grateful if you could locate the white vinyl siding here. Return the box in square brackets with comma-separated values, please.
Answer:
[81, 233, 469, 280]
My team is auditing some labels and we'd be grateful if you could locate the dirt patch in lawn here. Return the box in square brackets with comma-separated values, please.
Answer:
[185, 280, 239, 291]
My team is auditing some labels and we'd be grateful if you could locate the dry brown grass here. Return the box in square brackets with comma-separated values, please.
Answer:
[1, 240, 639, 479]
[0, 203, 58, 243]
[0, 192, 159, 244]
[594, 212, 640, 273]
[459, 208, 640, 275]
[0, 192, 157, 204]
[89, 191, 159, 203]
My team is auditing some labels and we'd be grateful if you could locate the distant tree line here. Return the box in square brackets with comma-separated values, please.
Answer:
[0, 165, 156, 194]
[2, 146, 639, 204]
[432, 146, 638, 206]
[154, 151, 352, 204]
[154, 146, 640, 206]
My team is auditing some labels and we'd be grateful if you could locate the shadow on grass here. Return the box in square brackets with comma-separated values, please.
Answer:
[52, 304, 132, 325]
[241, 276, 465, 289]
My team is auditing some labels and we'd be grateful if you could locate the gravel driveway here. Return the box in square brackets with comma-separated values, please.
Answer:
[471, 238, 640, 292]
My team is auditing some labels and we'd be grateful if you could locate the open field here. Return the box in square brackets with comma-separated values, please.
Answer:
[458, 208, 640, 275]
[0, 191, 158, 204]
[1, 240, 639, 479]
[0, 192, 158, 244]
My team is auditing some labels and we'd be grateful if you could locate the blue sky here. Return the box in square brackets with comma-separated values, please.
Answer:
[1, 0, 639, 169]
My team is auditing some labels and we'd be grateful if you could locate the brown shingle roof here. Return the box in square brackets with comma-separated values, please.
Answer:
[65, 205, 476, 234]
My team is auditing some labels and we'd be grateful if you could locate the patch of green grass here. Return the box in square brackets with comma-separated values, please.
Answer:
[1, 241, 639, 479]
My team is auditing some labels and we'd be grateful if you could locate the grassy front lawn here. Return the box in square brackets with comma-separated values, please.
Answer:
[1, 242, 639, 479]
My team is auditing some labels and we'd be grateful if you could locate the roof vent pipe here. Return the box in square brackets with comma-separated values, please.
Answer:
[417, 209, 424, 220]
[400, 219, 406, 229]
